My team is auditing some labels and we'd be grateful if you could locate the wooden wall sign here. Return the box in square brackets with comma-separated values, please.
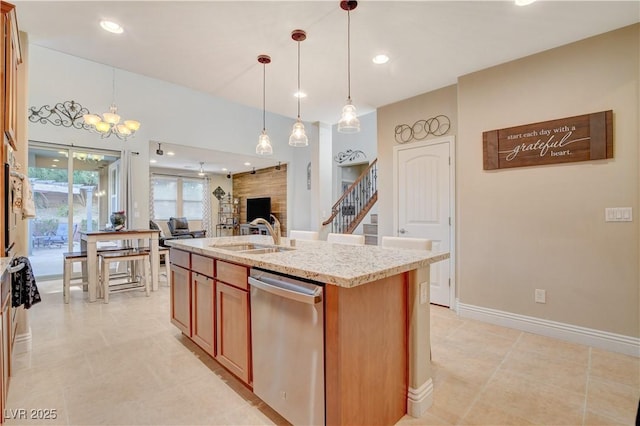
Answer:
[483, 110, 613, 170]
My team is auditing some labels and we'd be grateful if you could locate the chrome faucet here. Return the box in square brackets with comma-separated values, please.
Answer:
[250, 214, 281, 245]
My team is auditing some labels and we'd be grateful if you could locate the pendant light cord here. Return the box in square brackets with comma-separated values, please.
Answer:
[297, 40, 301, 119]
[262, 62, 266, 132]
[347, 8, 351, 101]
[112, 68, 116, 104]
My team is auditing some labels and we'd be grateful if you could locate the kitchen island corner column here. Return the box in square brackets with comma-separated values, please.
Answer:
[406, 265, 434, 417]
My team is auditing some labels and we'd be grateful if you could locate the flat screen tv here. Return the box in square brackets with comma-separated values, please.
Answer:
[247, 197, 271, 223]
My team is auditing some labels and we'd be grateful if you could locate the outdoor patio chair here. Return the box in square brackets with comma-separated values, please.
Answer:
[46, 223, 75, 247]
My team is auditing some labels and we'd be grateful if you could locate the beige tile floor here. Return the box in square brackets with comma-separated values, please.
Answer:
[6, 278, 639, 425]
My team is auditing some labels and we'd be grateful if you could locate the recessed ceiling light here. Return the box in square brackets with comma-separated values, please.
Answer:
[149, 159, 157, 164]
[57, 151, 65, 155]
[100, 20, 124, 34]
[244, 162, 251, 166]
[222, 168, 228, 171]
[514, 0, 536, 5]
[166, 152, 175, 156]
[294, 91, 307, 99]
[53, 159, 59, 162]
[372, 54, 389, 65]
[52, 164, 57, 168]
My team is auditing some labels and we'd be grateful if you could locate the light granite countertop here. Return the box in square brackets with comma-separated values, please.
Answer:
[166, 235, 449, 288]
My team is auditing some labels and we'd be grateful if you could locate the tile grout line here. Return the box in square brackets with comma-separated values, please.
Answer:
[456, 330, 525, 425]
[582, 346, 592, 425]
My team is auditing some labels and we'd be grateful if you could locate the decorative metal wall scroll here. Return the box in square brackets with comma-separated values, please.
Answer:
[394, 115, 451, 144]
[29, 100, 91, 129]
[334, 149, 366, 164]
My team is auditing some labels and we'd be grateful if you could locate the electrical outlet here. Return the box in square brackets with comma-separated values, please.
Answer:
[535, 289, 546, 304]
[420, 282, 428, 304]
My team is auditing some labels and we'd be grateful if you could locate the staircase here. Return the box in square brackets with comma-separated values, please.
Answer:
[363, 214, 378, 245]
[322, 159, 378, 238]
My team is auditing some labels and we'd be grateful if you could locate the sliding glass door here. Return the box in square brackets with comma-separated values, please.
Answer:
[28, 142, 120, 279]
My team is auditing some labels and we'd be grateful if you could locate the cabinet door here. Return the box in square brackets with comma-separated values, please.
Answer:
[215, 282, 250, 384]
[191, 273, 215, 356]
[170, 265, 191, 336]
[2, 5, 20, 149]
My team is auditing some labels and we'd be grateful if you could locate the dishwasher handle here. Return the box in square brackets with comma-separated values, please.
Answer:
[249, 276, 322, 305]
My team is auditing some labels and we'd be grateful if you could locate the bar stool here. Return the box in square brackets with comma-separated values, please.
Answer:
[158, 247, 171, 287]
[99, 250, 151, 303]
[62, 251, 88, 304]
[138, 246, 170, 288]
[327, 233, 365, 245]
[289, 230, 319, 240]
[381, 236, 432, 251]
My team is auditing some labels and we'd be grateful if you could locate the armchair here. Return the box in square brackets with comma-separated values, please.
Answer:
[167, 217, 206, 239]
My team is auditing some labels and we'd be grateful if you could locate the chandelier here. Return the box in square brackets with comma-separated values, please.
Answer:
[83, 68, 140, 141]
[337, 1, 361, 133]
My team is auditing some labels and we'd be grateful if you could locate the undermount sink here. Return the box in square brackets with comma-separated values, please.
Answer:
[212, 243, 294, 254]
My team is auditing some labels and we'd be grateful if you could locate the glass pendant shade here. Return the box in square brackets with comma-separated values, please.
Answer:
[83, 114, 101, 125]
[116, 124, 131, 136]
[337, 101, 360, 133]
[95, 121, 111, 133]
[256, 130, 273, 155]
[289, 119, 308, 146]
[124, 120, 140, 131]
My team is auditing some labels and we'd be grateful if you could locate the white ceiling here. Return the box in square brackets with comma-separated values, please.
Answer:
[14, 0, 640, 173]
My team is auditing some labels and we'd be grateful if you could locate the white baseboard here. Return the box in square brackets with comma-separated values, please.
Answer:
[457, 302, 639, 357]
[13, 328, 32, 354]
[407, 378, 433, 418]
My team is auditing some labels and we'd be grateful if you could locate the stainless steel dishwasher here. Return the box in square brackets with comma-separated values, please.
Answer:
[249, 268, 324, 426]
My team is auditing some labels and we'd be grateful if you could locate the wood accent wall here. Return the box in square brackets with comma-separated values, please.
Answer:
[232, 164, 287, 236]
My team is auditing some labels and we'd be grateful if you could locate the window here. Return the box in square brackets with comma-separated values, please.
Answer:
[151, 175, 203, 220]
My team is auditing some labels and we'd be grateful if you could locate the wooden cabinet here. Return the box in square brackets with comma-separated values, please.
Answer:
[1, 1, 22, 150]
[215, 281, 250, 384]
[170, 265, 191, 336]
[191, 272, 214, 356]
[169, 253, 251, 385]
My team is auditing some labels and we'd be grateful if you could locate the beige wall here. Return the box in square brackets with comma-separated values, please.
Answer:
[377, 24, 639, 338]
[377, 85, 458, 242]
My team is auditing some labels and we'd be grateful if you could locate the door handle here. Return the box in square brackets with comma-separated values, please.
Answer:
[398, 228, 407, 234]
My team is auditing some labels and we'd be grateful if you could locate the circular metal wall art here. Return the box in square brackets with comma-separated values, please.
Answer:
[394, 115, 451, 144]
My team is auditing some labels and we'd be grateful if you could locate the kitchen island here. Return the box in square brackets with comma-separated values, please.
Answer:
[166, 235, 449, 425]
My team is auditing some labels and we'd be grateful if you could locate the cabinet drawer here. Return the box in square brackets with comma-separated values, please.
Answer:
[192, 254, 214, 278]
[216, 260, 248, 290]
[170, 249, 190, 269]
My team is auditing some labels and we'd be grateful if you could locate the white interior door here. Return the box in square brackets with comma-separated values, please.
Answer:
[394, 137, 454, 307]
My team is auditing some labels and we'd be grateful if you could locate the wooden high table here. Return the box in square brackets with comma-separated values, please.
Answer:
[80, 229, 161, 302]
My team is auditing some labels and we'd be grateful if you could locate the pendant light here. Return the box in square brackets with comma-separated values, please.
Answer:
[198, 162, 205, 176]
[289, 29, 308, 147]
[256, 55, 273, 155]
[337, 1, 360, 133]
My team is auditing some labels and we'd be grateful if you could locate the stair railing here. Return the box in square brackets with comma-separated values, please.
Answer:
[322, 159, 378, 234]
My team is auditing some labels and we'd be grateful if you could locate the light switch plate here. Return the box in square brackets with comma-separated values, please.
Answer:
[605, 207, 632, 222]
